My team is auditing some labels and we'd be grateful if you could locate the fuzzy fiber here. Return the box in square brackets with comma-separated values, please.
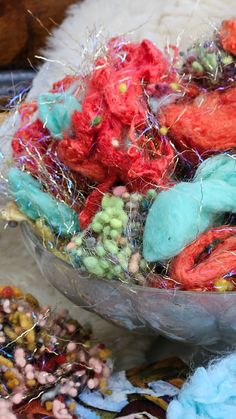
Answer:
[1, 0, 236, 369]
[28, 0, 236, 99]
[167, 354, 236, 419]
[143, 154, 236, 262]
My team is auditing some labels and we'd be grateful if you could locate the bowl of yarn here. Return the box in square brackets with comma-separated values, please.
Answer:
[1, 18, 236, 347]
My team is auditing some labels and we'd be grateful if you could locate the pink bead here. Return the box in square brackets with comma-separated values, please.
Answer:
[103, 365, 111, 377]
[112, 185, 127, 196]
[89, 358, 102, 374]
[66, 323, 76, 333]
[66, 242, 76, 250]
[47, 375, 56, 383]
[78, 351, 86, 363]
[16, 348, 24, 356]
[37, 372, 47, 384]
[69, 387, 77, 397]
[87, 378, 96, 389]
[67, 342, 76, 352]
[26, 372, 34, 380]
[3, 300, 11, 314]
[52, 399, 73, 419]
[12, 393, 23, 405]
[25, 364, 33, 372]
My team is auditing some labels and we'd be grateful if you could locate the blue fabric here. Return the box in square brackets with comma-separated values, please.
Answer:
[143, 154, 236, 261]
[79, 371, 178, 413]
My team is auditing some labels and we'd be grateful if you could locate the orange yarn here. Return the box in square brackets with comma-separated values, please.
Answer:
[170, 226, 236, 290]
[220, 19, 236, 55]
[159, 86, 236, 163]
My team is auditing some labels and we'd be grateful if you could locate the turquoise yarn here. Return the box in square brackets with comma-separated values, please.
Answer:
[38, 91, 81, 138]
[167, 353, 236, 419]
[8, 168, 80, 236]
[143, 154, 236, 262]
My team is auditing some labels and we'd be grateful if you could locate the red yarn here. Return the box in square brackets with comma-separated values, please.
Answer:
[12, 119, 52, 175]
[12, 38, 176, 228]
[220, 19, 236, 55]
[79, 174, 117, 230]
[55, 39, 176, 226]
[159, 86, 236, 164]
[170, 226, 236, 290]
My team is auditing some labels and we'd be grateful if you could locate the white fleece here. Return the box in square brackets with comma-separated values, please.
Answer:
[28, 0, 235, 99]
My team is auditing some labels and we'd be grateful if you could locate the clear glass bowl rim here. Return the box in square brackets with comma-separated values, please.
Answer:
[21, 221, 236, 297]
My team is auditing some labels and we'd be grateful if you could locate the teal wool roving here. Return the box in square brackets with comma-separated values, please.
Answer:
[167, 353, 236, 419]
[38, 91, 81, 138]
[8, 168, 80, 236]
[143, 154, 236, 262]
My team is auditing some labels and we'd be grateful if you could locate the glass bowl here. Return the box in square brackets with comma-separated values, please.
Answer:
[21, 222, 236, 347]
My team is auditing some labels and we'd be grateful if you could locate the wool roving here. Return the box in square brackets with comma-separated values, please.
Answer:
[159, 87, 236, 165]
[38, 91, 81, 139]
[167, 353, 236, 419]
[8, 168, 80, 236]
[143, 154, 236, 262]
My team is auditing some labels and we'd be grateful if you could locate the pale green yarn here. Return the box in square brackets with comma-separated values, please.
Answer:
[8, 168, 80, 236]
[38, 91, 81, 138]
[143, 154, 236, 262]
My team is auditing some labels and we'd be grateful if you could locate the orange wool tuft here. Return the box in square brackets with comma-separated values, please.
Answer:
[220, 19, 236, 55]
[170, 226, 236, 290]
[159, 86, 236, 164]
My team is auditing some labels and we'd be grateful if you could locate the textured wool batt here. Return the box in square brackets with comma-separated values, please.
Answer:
[11, 38, 176, 229]
[8, 168, 80, 236]
[143, 154, 236, 262]
[38, 91, 81, 138]
[167, 353, 236, 419]
[159, 86, 236, 164]
[170, 226, 236, 290]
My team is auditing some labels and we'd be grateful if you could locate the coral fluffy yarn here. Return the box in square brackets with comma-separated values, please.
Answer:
[159, 86, 236, 164]
[170, 226, 236, 290]
[56, 39, 176, 227]
[220, 19, 236, 55]
[12, 38, 176, 229]
[57, 39, 175, 193]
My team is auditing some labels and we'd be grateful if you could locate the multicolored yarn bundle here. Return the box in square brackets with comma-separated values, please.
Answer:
[0, 285, 112, 419]
[1, 18, 236, 292]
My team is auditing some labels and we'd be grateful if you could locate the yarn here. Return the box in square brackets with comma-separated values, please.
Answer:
[159, 86, 236, 164]
[47, 38, 176, 226]
[8, 168, 80, 236]
[38, 91, 81, 138]
[220, 19, 236, 55]
[11, 37, 176, 230]
[0, 285, 112, 418]
[167, 353, 236, 419]
[67, 191, 148, 282]
[180, 34, 235, 88]
[143, 154, 236, 262]
[170, 226, 236, 290]
[11, 119, 51, 176]
[5, 20, 236, 291]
